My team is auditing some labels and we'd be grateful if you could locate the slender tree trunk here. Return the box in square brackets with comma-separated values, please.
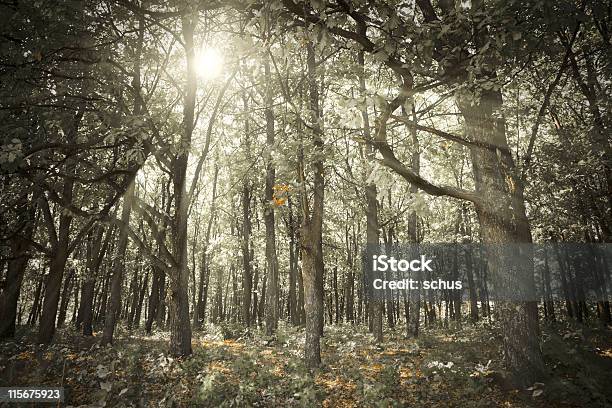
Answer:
[95, 259, 112, 325]
[56, 268, 75, 328]
[333, 266, 339, 325]
[101, 180, 135, 345]
[28, 270, 44, 326]
[542, 245, 556, 323]
[146, 266, 161, 333]
[288, 198, 298, 325]
[71, 277, 79, 324]
[295, 247, 306, 325]
[134, 270, 148, 328]
[252, 264, 259, 325]
[406, 102, 421, 337]
[241, 93, 253, 329]
[461, 205, 479, 323]
[127, 265, 140, 329]
[264, 50, 279, 336]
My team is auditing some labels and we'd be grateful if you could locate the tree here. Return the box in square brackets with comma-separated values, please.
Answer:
[299, 40, 326, 368]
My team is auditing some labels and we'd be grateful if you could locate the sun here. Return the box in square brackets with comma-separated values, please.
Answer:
[196, 48, 223, 80]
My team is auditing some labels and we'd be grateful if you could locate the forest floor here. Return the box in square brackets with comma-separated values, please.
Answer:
[0, 321, 611, 407]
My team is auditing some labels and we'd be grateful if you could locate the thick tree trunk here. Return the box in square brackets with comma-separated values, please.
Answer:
[166, 16, 198, 356]
[458, 89, 545, 385]
[300, 42, 325, 368]
[101, 180, 135, 345]
[357, 47, 382, 343]
[38, 198, 72, 344]
[0, 204, 35, 339]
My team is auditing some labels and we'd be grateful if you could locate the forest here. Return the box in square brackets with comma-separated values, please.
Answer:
[0, 0, 611, 406]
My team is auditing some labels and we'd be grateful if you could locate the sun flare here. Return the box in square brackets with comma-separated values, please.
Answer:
[196, 47, 223, 80]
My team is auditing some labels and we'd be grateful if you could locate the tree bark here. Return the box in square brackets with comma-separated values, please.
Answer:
[195, 160, 218, 329]
[101, 180, 135, 345]
[56, 268, 75, 328]
[288, 197, 298, 325]
[357, 47, 382, 343]
[264, 50, 279, 336]
[166, 15, 197, 356]
[241, 93, 253, 329]
[300, 42, 325, 368]
[28, 269, 45, 326]
[0, 202, 35, 340]
[38, 194, 73, 344]
[457, 89, 545, 385]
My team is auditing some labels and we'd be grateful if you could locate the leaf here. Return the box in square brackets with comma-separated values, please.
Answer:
[532, 389, 543, 397]
[96, 365, 111, 379]
[119, 388, 128, 397]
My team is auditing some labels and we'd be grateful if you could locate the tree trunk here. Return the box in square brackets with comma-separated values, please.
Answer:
[127, 265, 140, 329]
[300, 42, 325, 368]
[38, 197, 73, 344]
[167, 15, 198, 356]
[264, 50, 279, 336]
[357, 47, 382, 343]
[241, 182, 253, 326]
[56, 268, 75, 328]
[542, 245, 555, 323]
[101, 180, 135, 345]
[406, 102, 421, 337]
[28, 269, 44, 326]
[458, 89, 545, 385]
[288, 198, 298, 325]
[0, 203, 35, 339]
[146, 266, 161, 333]
[134, 270, 148, 328]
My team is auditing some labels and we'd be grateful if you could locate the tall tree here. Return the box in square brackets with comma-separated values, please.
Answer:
[263, 42, 279, 337]
[101, 180, 135, 345]
[299, 40, 325, 368]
